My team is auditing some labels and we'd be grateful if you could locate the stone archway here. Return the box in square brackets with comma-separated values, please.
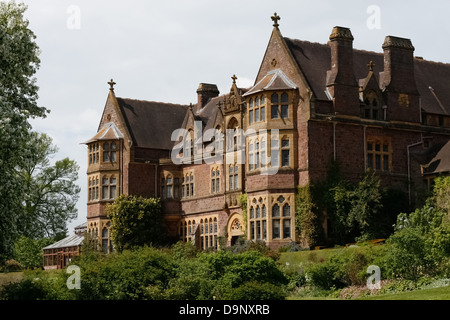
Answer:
[227, 212, 245, 245]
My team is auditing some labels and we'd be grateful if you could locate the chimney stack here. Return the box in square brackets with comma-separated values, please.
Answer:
[379, 36, 420, 123]
[326, 26, 360, 116]
[197, 83, 219, 112]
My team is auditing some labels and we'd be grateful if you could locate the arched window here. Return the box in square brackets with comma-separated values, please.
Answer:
[364, 91, 381, 120]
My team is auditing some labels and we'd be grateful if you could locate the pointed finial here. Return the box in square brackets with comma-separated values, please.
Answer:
[189, 103, 193, 111]
[367, 61, 375, 71]
[271, 12, 280, 28]
[231, 74, 237, 84]
[108, 79, 116, 91]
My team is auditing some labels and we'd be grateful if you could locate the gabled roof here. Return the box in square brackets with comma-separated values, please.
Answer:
[116, 98, 189, 150]
[284, 37, 450, 115]
[43, 234, 84, 250]
[423, 140, 450, 175]
[243, 68, 297, 97]
[84, 122, 124, 144]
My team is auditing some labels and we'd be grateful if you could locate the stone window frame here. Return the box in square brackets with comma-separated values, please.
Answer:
[249, 197, 267, 242]
[366, 136, 392, 172]
[228, 163, 239, 191]
[101, 174, 117, 200]
[363, 90, 382, 120]
[271, 195, 292, 240]
[88, 175, 99, 202]
[182, 171, 194, 198]
[102, 141, 117, 163]
[210, 166, 221, 194]
[270, 92, 290, 120]
[88, 142, 99, 165]
[248, 94, 266, 125]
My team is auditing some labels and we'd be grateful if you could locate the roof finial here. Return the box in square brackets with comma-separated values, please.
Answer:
[271, 12, 280, 28]
[367, 61, 375, 71]
[231, 74, 237, 84]
[108, 78, 116, 91]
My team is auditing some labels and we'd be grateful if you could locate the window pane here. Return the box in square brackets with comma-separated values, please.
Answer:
[256, 206, 260, 218]
[260, 106, 265, 121]
[271, 93, 278, 103]
[216, 179, 220, 192]
[211, 180, 215, 193]
[272, 204, 280, 217]
[368, 153, 373, 169]
[256, 221, 261, 240]
[283, 204, 290, 217]
[234, 174, 238, 189]
[273, 220, 280, 239]
[110, 142, 116, 151]
[229, 175, 234, 189]
[375, 154, 381, 170]
[283, 219, 291, 238]
[110, 151, 117, 162]
[281, 139, 289, 148]
[255, 108, 259, 122]
[255, 97, 259, 107]
[102, 186, 109, 200]
[103, 143, 109, 151]
[110, 177, 116, 185]
[250, 207, 254, 219]
[262, 220, 267, 239]
[383, 144, 389, 153]
[367, 143, 373, 151]
[271, 105, 278, 119]
[190, 183, 194, 196]
[261, 95, 265, 104]
[249, 110, 253, 124]
[281, 92, 289, 103]
[249, 98, 253, 108]
[282, 149, 290, 167]
[262, 205, 266, 218]
[250, 222, 255, 240]
[110, 186, 116, 199]
[375, 143, 381, 152]
[281, 105, 288, 118]
[103, 152, 110, 162]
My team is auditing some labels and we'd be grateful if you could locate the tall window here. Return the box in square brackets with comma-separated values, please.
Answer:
[89, 143, 99, 165]
[211, 167, 220, 193]
[88, 175, 99, 202]
[271, 92, 289, 119]
[367, 138, 391, 172]
[102, 175, 117, 200]
[281, 137, 290, 167]
[228, 164, 239, 190]
[249, 198, 267, 241]
[102, 141, 117, 163]
[199, 216, 218, 250]
[271, 195, 291, 240]
[182, 172, 194, 198]
[364, 91, 380, 120]
[162, 175, 179, 199]
[248, 95, 265, 125]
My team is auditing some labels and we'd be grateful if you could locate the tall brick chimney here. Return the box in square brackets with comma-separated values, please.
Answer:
[197, 83, 219, 112]
[326, 26, 360, 116]
[380, 36, 418, 94]
[380, 36, 420, 123]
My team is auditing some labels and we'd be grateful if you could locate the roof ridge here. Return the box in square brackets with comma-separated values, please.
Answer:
[117, 97, 190, 107]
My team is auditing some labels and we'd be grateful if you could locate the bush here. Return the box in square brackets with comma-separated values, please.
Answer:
[222, 281, 287, 300]
[2, 259, 23, 272]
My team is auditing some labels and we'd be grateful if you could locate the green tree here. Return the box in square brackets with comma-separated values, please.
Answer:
[107, 195, 166, 252]
[14, 235, 54, 269]
[0, 1, 49, 262]
[20, 132, 80, 238]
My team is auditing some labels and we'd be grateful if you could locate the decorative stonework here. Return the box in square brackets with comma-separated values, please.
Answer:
[329, 26, 354, 41]
[382, 36, 415, 50]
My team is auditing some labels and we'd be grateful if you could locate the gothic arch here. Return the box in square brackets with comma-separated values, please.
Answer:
[227, 212, 245, 243]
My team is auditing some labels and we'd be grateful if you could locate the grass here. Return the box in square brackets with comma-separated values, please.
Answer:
[279, 246, 344, 274]
[360, 285, 450, 300]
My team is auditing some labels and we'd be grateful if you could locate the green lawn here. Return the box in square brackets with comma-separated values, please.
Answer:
[360, 285, 450, 300]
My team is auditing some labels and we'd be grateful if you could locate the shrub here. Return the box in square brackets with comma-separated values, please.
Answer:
[222, 281, 287, 300]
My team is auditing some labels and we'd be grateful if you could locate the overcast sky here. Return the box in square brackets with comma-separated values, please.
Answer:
[22, 0, 450, 233]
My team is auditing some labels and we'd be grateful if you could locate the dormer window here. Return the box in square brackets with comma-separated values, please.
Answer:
[363, 91, 381, 120]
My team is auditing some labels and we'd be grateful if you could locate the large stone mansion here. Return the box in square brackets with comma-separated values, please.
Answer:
[83, 13, 450, 252]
